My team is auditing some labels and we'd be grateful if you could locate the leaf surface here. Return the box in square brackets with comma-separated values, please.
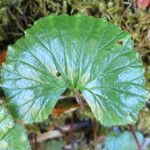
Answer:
[1, 15, 146, 125]
[104, 131, 144, 150]
[0, 106, 31, 150]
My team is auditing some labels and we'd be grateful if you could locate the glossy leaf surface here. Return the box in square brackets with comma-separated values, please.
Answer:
[104, 131, 144, 150]
[1, 15, 146, 125]
[0, 106, 31, 150]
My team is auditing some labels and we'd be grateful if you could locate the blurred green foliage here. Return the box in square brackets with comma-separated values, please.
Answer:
[41, 140, 63, 150]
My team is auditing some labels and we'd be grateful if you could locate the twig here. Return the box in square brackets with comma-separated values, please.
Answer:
[34, 134, 37, 150]
[92, 118, 98, 149]
[31, 130, 63, 143]
[31, 121, 90, 143]
[59, 96, 75, 100]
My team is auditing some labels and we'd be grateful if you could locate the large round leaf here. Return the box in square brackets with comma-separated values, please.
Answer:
[1, 15, 146, 125]
[104, 131, 144, 150]
[0, 106, 31, 150]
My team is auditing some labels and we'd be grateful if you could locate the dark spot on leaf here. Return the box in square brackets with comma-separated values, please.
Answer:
[127, 112, 131, 116]
[56, 71, 61, 77]
[117, 40, 123, 45]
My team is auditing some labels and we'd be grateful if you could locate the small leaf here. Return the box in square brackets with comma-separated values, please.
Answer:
[104, 131, 144, 150]
[1, 15, 146, 125]
[0, 106, 31, 150]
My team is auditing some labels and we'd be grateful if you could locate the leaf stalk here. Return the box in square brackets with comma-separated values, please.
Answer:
[128, 124, 142, 150]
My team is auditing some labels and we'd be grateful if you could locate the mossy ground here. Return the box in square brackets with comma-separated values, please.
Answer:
[0, 0, 150, 51]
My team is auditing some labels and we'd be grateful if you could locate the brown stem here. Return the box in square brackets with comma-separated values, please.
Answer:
[75, 90, 84, 108]
[92, 118, 98, 149]
[128, 124, 142, 150]
[34, 133, 37, 150]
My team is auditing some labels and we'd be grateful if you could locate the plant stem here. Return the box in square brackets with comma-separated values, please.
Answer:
[74, 90, 84, 108]
[128, 124, 142, 150]
[92, 118, 98, 149]
[34, 133, 37, 150]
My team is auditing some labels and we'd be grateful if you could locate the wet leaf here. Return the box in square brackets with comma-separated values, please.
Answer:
[1, 15, 146, 126]
[104, 131, 144, 150]
[0, 106, 31, 150]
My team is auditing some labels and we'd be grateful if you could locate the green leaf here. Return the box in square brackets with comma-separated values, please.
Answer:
[0, 106, 31, 150]
[41, 140, 63, 150]
[1, 15, 146, 125]
[104, 131, 144, 150]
